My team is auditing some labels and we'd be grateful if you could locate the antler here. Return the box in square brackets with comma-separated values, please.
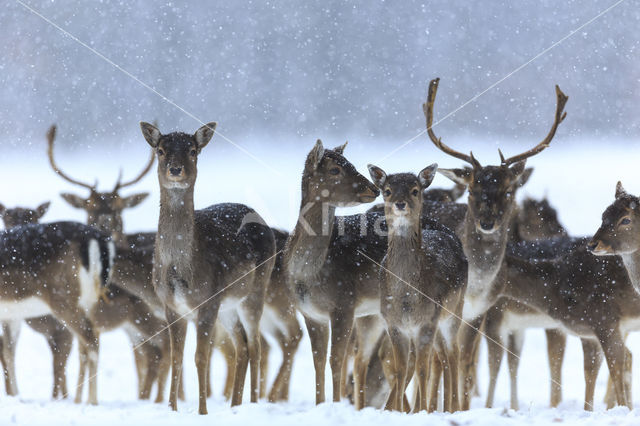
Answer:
[112, 149, 155, 192]
[423, 78, 479, 167]
[500, 85, 568, 167]
[47, 125, 96, 190]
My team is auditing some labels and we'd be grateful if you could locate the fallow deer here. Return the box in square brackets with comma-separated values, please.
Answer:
[423, 77, 568, 409]
[47, 125, 171, 401]
[0, 221, 114, 404]
[284, 139, 384, 407]
[0, 202, 73, 399]
[140, 121, 276, 414]
[367, 165, 467, 412]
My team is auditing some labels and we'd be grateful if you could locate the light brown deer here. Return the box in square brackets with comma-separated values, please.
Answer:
[0, 202, 74, 399]
[423, 77, 568, 409]
[367, 165, 467, 412]
[140, 121, 276, 414]
[0, 221, 114, 404]
[284, 139, 384, 406]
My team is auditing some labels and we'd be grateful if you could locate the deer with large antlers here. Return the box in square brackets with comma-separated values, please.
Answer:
[140, 121, 276, 414]
[423, 77, 568, 409]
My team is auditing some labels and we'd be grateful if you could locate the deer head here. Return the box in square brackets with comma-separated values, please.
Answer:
[302, 139, 379, 207]
[423, 78, 568, 234]
[140, 121, 216, 190]
[0, 202, 50, 229]
[517, 196, 566, 241]
[47, 125, 154, 243]
[589, 182, 640, 255]
[368, 164, 437, 231]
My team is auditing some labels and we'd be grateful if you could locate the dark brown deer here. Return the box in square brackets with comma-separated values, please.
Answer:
[47, 125, 153, 245]
[367, 164, 467, 412]
[140, 121, 276, 414]
[0, 221, 114, 404]
[284, 139, 382, 406]
[0, 202, 74, 399]
[423, 77, 568, 409]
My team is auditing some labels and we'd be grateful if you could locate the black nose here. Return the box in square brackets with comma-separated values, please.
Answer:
[587, 241, 598, 252]
[480, 221, 494, 231]
[395, 202, 406, 210]
[170, 167, 182, 176]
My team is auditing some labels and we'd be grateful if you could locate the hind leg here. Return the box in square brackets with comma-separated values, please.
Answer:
[1, 321, 21, 396]
[581, 338, 602, 411]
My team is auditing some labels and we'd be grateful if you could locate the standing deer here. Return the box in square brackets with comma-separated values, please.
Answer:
[423, 77, 568, 409]
[284, 139, 384, 406]
[139, 121, 276, 414]
[0, 202, 74, 399]
[367, 164, 467, 412]
[0, 221, 114, 404]
[47, 125, 173, 401]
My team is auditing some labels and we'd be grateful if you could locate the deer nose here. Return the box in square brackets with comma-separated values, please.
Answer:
[395, 202, 406, 210]
[587, 241, 598, 252]
[169, 167, 182, 176]
[480, 220, 494, 231]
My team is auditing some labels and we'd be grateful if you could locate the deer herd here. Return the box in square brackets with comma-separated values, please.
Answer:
[1, 77, 639, 414]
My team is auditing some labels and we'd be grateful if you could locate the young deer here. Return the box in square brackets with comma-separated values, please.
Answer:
[423, 77, 568, 409]
[0, 221, 114, 404]
[140, 121, 276, 414]
[367, 165, 467, 412]
[0, 202, 74, 399]
[284, 140, 384, 406]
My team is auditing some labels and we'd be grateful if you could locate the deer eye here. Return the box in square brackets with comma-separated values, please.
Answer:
[190, 149, 197, 157]
[620, 217, 631, 226]
[412, 189, 419, 197]
[384, 189, 391, 197]
[158, 148, 165, 156]
[328, 167, 340, 175]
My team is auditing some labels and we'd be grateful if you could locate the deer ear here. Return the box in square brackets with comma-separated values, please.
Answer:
[515, 167, 534, 188]
[450, 184, 466, 201]
[367, 165, 387, 188]
[437, 168, 471, 186]
[333, 141, 348, 155]
[0, 203, 5, 217]
[306, 139, 325, 171]
[121, 193, 149, 209]
[616, 181, 628, 199]
[194, 122, 217, 150]
[36, 202, 50, 218]
[508, 160, 527, 179]
[418, 163, 438, 189]
[60, 193, 87, 209]
[140, 122, 162, 148]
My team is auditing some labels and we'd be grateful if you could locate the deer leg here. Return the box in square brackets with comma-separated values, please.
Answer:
[165, 308, 187, 411]
[484, 316, 503, 409]
[259, 334, 270, 400]
[507, 331, 524, 411]
[598, 328, 629, 408]
[428, 350, 442, 412]
[140, 343, 162, 400]
[581, 338, 602, 411]
[132, 347, 146, 399]
[304, 316, 329, 404]
[75, 343, 88, 404]
[154, 337, 171, 403]
[195, 306, 218, 415]
[220, 335, 237, 401]
[545, 328, 566, 408]
[1, 321, 20, 396]
[50, 326, 73, 400]
[329, 311, 354, 403]
[268, 324, 303, 402]
[388, 326, 410, 411]
[457, 316, 483, 411]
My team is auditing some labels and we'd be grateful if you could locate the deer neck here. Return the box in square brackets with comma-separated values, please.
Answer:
[385, 216, 422, 281]
[287, 194, 336, 280]
[157, 186, 195, 270]
[620, 250, 640, 295]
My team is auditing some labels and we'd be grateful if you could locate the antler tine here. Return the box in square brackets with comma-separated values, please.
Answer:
[46, 124, 96, 190]
[113, 148, 155, 192]
[501, 85, 568, 167]
[423, 78, 475, 166]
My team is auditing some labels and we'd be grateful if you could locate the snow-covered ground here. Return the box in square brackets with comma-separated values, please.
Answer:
[2, 137, 640, 425]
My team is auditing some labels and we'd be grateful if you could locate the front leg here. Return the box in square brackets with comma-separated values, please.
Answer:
[304, 316, 329, 404]
[195, 303, 219, 415]
[330, 310, 355, 403]
[166, 308, 188, 411]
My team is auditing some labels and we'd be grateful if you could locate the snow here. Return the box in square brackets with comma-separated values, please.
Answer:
[1, 140, 640, 425]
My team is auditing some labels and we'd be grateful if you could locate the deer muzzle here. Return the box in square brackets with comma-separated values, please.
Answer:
[357, 187, 379, 203]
